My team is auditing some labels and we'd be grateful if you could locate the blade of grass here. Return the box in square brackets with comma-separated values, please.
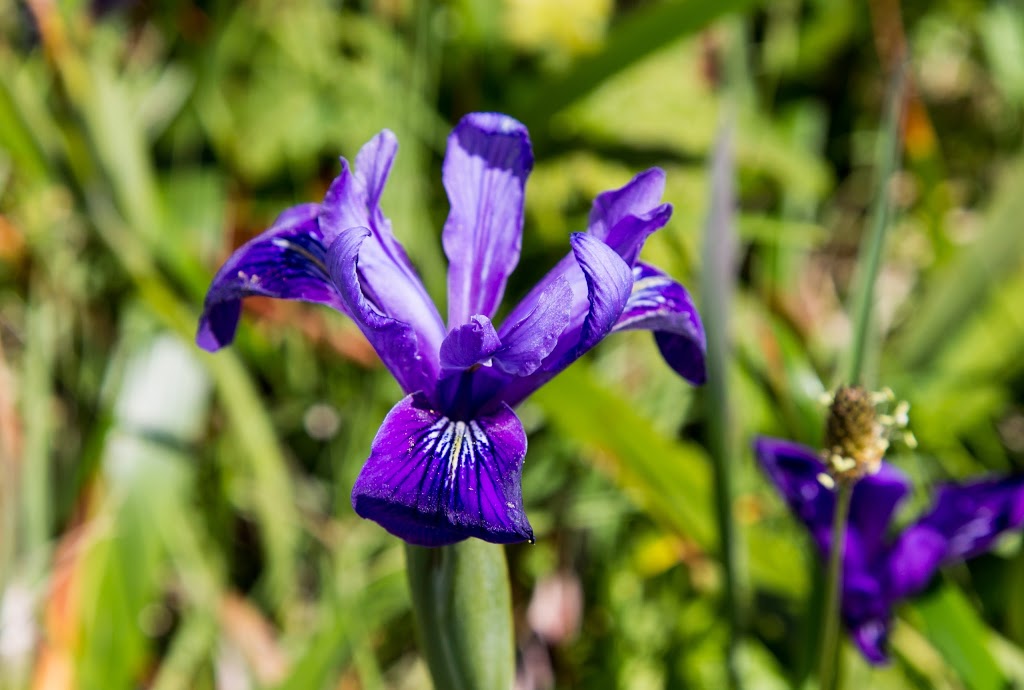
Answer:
[844, 63, 907, 388]
[20, 290, 57, 571]
[700, 113, 746, 689]
[908, 583, 1005, 690]
[534, 363, 716, 548]
[893, 156, 1024, 372]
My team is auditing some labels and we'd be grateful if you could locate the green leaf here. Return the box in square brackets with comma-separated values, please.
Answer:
[534, 362, 716, 548]
[908, 583, 1006, 690]
[893, 157, 1024, 372]
[517, 0, 763, 136]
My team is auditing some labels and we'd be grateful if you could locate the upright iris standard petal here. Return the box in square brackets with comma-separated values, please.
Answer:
[495, 169, 682, 396]
[442, 113, 533, 327]
[502, 169, 671, 331]
[196, 204, 345, 352]
[327, 227, 437, 396]
[613, 263, 707, 385]
[847, 464, 911, 560]
[321, 131, 447, 363]
[352, 393, 533, 546]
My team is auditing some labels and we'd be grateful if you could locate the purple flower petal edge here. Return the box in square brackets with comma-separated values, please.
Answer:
[613, 263, 706, 385]
[196, 204, 346, 352]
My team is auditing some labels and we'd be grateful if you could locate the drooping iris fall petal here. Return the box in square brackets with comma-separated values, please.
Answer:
[351, 393, 533, 546]
[197, 204, 345, 352]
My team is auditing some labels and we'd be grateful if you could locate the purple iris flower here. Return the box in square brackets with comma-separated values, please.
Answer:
[755, 437, 1024, 663]
[197, 112, 706, 547]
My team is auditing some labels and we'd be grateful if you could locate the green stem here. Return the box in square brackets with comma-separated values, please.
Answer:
[818, 481, 853, 690]
[846, 63, 907, 386]
[405, 541, 515, 690]
[819, 63, 908, 690]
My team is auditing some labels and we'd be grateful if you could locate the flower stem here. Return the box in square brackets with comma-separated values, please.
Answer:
[819, 62, 908, 690]
[818, 481, 853, 690]
[404, 541, 515, 690]
[845, 61, 907, 386]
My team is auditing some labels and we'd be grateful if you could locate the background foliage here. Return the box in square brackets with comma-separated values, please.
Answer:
[2, 0, 1024, 688]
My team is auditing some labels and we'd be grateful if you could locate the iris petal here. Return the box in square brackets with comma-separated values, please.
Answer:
[196, 204, 345, 352]
[327, 227, 437, 396]
[440, 315, 502, 371]
[885, 474, 1024, 599]
[442, 113, 533, 327]
[493, 276, 572, 377]
[849, 619, 891, 666]
[754, 437, 910, 564]
[501, 169, 672, 333]
[587, 168, 672, 266]
[754, 437, 835, 548]
[498, 234, 632, 407]
[320, 131, 446, 360]
[351, 393, 533, 546]
[613, 263, 707, 385]
[918, 475, 1024, 560]
[572, 233, 634, 353]
[884, 525, 947, 600]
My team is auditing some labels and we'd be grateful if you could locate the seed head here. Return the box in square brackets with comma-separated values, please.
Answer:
[822, 385, 889, 483]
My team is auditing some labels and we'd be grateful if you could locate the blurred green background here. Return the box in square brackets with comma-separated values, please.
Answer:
[2, 0, 1024, 688]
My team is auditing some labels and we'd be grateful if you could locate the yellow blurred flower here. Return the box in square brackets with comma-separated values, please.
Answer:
[504, 0, 612, 56]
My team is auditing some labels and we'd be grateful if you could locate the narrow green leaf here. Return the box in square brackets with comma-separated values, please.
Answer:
[20, 292, 57, 563]
[844, 63, 906, 386]
[893, 157, 1024, 372]
[700, 115, 746, 688]
[534, 363, 716, 549]
[908, 583, 1005, 690]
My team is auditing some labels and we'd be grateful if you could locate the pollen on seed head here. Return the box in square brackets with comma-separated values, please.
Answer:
[819, 385, 913, 484]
